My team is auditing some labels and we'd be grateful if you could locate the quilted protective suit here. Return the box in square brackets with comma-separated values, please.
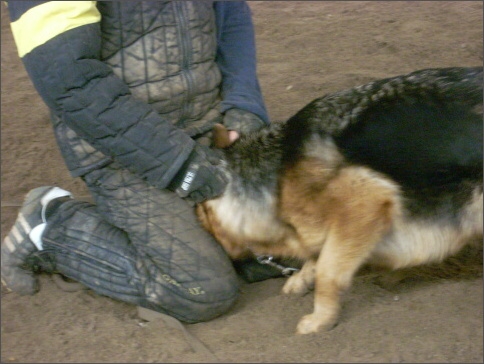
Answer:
[7, 1, 269, 322]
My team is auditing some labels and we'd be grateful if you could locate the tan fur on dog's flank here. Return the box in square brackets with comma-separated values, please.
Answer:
[279, 159, 401, 333]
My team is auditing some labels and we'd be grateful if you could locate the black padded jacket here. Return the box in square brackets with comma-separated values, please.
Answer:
[7, 1, 268, 187]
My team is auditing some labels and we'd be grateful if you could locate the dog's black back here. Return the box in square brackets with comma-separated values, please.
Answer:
[283, 67, 483, 191]
[224, 67, 482, 219]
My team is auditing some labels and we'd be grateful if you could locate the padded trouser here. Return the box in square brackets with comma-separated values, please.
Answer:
[41, 161, 239, 323]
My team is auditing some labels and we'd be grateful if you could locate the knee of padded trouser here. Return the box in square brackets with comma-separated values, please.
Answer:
[182, 287, 239, 323]
[143, 273, 240, 323]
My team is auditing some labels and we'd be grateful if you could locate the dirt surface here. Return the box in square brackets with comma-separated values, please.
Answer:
[1, 2, 483, 363]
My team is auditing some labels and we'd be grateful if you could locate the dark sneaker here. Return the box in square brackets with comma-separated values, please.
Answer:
[1, 186, 72, 295]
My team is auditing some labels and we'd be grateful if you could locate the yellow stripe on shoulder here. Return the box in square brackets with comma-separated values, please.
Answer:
[10, 1, 101, 57]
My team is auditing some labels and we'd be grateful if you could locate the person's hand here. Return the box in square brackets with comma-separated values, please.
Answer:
[212, 123, 242, 149]
[227, 130, 240, 144]
[168, 144, 228, 203]
[223, 108, 266, 136]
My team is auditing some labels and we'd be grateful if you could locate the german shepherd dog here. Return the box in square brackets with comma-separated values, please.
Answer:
[197, 67, 483, 334]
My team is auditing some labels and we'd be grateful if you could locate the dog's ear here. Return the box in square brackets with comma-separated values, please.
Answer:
[212, 123, 232, 149]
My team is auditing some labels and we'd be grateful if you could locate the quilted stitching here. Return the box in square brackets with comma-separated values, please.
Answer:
[43, 162, 238, 323]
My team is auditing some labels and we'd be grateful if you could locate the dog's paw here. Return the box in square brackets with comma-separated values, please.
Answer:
[282, 273, 310, 295]
[296, 314, 324, 334]
[296, 313, 337, 335]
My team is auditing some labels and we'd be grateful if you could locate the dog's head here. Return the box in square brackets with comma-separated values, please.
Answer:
[196, 123, 253, 259]
[196, 200, 253, 259]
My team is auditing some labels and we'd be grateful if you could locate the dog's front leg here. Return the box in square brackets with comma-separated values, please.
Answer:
[282, 259, 315, 295]
[296, 225, 395, 334]
[296, 198, 396, 334]
[295, 237, 352, 334]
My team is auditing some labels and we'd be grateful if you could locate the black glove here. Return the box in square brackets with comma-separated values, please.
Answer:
[168, 144, 228, 203]
[223, 108, 266, 135]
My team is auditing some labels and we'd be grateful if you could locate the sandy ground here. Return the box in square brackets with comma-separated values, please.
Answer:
[1, 2, 483, 363]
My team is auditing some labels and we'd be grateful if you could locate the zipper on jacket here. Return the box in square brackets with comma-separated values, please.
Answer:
[174, 2, 195, 125]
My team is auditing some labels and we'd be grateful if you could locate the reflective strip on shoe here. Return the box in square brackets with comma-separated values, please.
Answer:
[4, 235, 17, 253]
[29, 223, 47, 251]
[10, 226, 24, 249]
[40, 187, 73, 222]
[3, 187, 72, 254]
[5, 215, 33, 253]
[17, 213, 31, 234]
